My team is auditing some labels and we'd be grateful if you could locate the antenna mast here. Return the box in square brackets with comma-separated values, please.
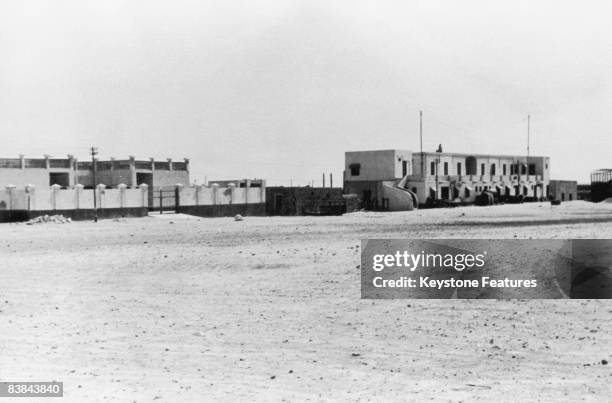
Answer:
[527, 115, 530, 157]
[419, 111, 423, 175]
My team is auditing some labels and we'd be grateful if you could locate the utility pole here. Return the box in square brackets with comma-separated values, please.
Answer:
[435, 149, 441, 202]
[527, 114, 531, 198]
[419, 111, 424, 177]
[90, 146, 98, 222]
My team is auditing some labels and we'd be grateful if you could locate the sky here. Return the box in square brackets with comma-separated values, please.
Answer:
[1, 0, 611, 185]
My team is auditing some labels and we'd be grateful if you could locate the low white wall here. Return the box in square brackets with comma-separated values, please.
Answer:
[177, 185, 266, 206]
[0, 185, 148, 211]
[0, 188, 27, 210]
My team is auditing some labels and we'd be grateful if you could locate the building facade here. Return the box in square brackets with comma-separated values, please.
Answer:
[548, 180, 577, 202]
[265, 186, 345, 216]
[344, 149, 550, 208]
[344, 150, 415, 210]
[577, 184, 591, 201]
[208, 179, 265, 188]
[0, 155, 189, 190]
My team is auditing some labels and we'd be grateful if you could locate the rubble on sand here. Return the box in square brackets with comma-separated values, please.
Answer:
[234, 214, 244, 221]
[26, 215, 72, 225]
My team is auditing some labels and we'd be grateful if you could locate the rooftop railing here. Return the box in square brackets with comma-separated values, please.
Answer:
[0, 156, 187, 171]
[135, 161, 152, 170]
[173, 162, 187, 171]
[24, 159, 47, 168]
[49, 159, 71, 168]
[154, 161, 170, 170]
[0, 158, 22, 168]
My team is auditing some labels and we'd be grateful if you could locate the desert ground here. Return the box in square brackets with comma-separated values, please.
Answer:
[1, 201, 612, 402]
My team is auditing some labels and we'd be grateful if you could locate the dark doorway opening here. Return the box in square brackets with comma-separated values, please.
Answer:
[452, 186, 460, 199]
[137, 173, 154, 207]
[49, 172, 70, 188]
[362, 190, 373, 210]
[274, 194, 283, 215]
[441, 186, 450, 200]
[137, 172, 153, 187]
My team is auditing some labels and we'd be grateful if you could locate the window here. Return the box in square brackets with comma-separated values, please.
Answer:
[521, 164, 527, 175]
[443, 162, 448, 175]
[528, 164, 536, 175]
[466, 157, 477, 175]
[481, 163, 485, 176]
[349, 164, 360, 176]
[430, 161, 436, 175]
[510, 164, 514, 175]
[465, 188, 470, 197]
[457, 162, 462, 175]
[491, 163, 496, 175]
[402, 160, 408, 177]
[503, 164, 507, 175]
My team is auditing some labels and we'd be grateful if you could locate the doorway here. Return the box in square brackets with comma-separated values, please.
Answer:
[273, 194, 283, 215]
[441, 186, 450, 200]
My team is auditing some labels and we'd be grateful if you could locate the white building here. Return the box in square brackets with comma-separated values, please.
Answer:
[344, 149, 550, 209]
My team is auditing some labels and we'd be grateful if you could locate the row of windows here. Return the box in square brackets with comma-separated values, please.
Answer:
[430, 161, 538, 176]
[409, 185, 542, 199]
[348, 159, 544, 178]
[409, 184, 539, 194]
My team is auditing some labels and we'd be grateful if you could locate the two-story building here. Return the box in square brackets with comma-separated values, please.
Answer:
[344, 149, 550, 208]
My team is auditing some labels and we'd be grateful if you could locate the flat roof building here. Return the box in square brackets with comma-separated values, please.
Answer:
[0, 155, 189, 190]
[345, 149, 550, 209]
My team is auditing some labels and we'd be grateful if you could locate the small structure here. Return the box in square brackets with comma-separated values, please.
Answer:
[265, 186, 345, 216]
[548, 180, 577, 202]
[577, 184, 591, 201]
[591, 169, 612, 202]
[344, 150, 416, 210]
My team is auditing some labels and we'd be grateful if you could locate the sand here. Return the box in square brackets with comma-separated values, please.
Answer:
[0, 201, 611, 402]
